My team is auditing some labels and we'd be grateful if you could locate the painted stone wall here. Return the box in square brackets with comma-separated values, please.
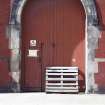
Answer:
[94, 0, 105, 93]
[0, 0, 12, 92]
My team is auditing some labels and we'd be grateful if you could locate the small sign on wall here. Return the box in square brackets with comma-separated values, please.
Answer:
[30, 40, 36, 46]
[28, 49, 38, 57]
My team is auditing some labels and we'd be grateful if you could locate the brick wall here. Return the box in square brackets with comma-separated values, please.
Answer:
[95, 0, 105, 93]
[0, 0, 11, 91]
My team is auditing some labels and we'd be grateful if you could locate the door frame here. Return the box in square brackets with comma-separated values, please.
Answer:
[8, 0, 100, 93]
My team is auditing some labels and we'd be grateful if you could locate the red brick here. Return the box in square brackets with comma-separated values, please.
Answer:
[0, 0, 11, 88]
[95, 50, 105, 58]
[96, 0, 105, 26]
[0, 61, 11, 86]
[95, 62, 105, 87]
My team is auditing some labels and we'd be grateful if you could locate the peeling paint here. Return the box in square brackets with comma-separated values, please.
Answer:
[9, 0, 27, 92]
[81, 0, 100, 93]
[87, 25, 100, 93]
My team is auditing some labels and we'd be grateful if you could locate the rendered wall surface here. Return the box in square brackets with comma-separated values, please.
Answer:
[94, 0, 105, 93]
[0, 0, 12, 92]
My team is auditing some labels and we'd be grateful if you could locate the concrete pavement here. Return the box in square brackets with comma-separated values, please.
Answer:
[0, 93, 104, 105]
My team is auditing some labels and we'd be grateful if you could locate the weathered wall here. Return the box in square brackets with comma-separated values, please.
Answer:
[0, 0, 12, 92]
[81, 0, 100, 93]
[9, 0, 27, 92]
[94, 0, 105, 93]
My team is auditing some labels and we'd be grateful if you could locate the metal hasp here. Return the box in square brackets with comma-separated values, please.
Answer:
[8, 0, 100, 93]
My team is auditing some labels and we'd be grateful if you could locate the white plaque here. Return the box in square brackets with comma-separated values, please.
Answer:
[30, 40, 36, 46]
[28, 50, 38, 57]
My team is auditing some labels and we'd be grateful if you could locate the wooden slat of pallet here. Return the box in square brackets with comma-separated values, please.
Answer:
[46, 83, 78, 86]
[46, 67, 79, 93]
[46, 67, 78, 69]
[46, 89, 78, 92]
[46, 86, 78, 90]
[46, 73, 78, 76]
[46, 78, 78, 81]
[46, 69, 78, 73]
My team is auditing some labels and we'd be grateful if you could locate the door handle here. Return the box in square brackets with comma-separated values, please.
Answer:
[52, 42, 56, 48]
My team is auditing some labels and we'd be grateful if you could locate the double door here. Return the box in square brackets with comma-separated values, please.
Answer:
[21, 0, 85, 92]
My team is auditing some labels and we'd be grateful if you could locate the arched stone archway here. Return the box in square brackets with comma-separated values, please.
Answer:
[8, 0, 100, 93]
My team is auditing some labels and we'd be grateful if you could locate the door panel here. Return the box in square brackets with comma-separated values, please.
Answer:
[21, 40, 42, 91]
[21, 0, 85, 92]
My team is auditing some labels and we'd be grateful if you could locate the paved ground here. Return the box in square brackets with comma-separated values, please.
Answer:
[0, 93, 105, 105]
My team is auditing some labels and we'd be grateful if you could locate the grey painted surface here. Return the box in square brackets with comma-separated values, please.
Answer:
[9, 0, 27, 92]
[81, 0, 100, 93]
[87, 25, 100, 93]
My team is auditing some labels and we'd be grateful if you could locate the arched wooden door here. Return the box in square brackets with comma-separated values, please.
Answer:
[21, 0, 85, 92]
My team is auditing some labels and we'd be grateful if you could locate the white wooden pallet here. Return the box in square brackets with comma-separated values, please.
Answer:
[45, 67, 79, 93]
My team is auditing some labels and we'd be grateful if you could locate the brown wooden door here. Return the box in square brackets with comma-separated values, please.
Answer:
[21, 39, 43, 91]
[21, 0, 85, 92]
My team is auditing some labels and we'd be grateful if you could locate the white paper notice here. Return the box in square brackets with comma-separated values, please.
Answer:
[30, 40, 36, 46]
[28, 50, 38, 57]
